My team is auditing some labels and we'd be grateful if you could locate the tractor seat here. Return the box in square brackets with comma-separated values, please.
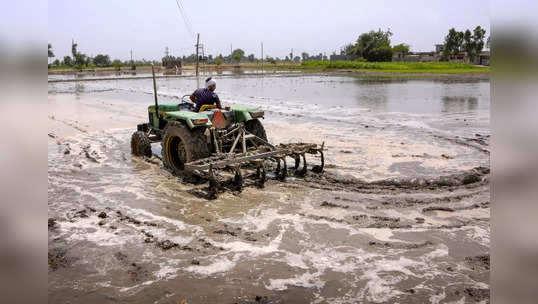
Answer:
[198, 104, 217, 112]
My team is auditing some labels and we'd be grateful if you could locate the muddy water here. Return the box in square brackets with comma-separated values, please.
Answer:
[48, 74, 490, 303]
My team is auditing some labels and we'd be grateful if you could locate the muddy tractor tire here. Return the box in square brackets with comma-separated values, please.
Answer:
[131, 131, 152, 157]
[161, 121, 210, 175]
[245, 119, 268, 142]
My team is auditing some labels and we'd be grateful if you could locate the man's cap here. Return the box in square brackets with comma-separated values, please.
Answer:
[206, 77, 216, 88]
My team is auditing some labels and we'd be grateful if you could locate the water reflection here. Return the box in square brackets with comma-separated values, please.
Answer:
[163, 70, 182, 76]
[74, 82, 85, 95]
[441, 96, 478, 112]
[352, 78, 389, 111]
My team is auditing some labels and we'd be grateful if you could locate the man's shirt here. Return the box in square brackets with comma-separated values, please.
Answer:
[192, 88, 221, 112]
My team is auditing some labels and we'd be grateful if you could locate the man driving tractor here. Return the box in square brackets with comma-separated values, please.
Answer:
[190, 77, 222, 112]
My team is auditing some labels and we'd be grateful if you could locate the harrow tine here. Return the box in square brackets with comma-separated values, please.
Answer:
[294, 155, 300, 170]
[312, 150, 325, 173]
[233, 166, 243, 192]
[296, 153, 308, 177]
[208, 165, 219, 200]
[255, 162, 266, 188]
[278, 157, 288, 181]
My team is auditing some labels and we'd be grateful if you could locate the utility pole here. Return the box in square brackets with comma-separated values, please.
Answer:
[230, 44, 233, 63]
[130, 49, 133, 63]
[261, 42, 264, 74]
[195, 33, 200, 77]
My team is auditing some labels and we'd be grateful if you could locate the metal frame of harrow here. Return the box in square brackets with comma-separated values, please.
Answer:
[184, 123, 324, 199]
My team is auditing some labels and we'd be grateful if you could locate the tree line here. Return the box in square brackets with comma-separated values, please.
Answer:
[337, 26, 487, 62]
[442, 26, 487, 62]
[49, 27, 488, 69]
[48, 40, 158, 70]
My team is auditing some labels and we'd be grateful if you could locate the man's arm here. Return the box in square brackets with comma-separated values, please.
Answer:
[189, 94, 195, 102]
[214, 94, 222, 109]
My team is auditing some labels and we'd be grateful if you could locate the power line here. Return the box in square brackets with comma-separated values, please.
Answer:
[174, 0, 195, 39]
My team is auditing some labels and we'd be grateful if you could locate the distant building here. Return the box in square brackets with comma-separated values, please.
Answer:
[393, 43, 489, 65]
[393, 51, 440, 62]
[476, 51, 490, 66]
[329, 54, 348, 61]
[447, 52, 466, 62]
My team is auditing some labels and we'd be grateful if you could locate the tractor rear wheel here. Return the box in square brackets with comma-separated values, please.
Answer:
[245, 119, 267, 142]
[161, 121, 210, 175]
[131, 131, 152, 157]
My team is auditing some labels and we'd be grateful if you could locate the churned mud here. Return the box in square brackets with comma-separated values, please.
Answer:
[48, 74, 490, 303]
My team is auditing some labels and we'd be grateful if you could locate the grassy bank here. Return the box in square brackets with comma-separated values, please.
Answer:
[276, 61, 489, 74]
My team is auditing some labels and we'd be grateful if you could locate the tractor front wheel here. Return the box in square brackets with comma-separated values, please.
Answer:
[131, 131, 152, 157]
[161, 121, 210, 175]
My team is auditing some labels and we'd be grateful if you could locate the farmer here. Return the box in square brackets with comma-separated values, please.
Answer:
[190, 77, 222, 112]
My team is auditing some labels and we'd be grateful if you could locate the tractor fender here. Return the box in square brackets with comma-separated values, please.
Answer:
[163, 110, 212, 129]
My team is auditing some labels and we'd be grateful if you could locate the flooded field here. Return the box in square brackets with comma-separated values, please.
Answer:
[48, 73, 490, 303]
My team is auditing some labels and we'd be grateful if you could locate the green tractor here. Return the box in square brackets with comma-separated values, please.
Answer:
[131, 67, 324, 198]
[131, 96, 268, 174]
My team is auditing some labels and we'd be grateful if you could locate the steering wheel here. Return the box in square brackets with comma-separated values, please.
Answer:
[181, 94, 194, 104]
[177, 94, 195, 111]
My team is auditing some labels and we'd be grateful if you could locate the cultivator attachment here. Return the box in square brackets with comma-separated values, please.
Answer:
[184, 125, 324, 198]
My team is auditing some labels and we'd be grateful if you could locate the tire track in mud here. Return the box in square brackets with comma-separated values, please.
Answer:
[297, 166, 489, 194]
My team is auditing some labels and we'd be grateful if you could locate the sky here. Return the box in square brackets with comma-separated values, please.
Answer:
[47, 0, 491, 61]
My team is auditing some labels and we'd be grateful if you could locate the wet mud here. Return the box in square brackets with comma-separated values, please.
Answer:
[48, 75, 490, 303]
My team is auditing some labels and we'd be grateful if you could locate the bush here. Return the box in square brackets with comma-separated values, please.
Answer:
[112, 60, 122, 71]
[366, 46, 393, 62]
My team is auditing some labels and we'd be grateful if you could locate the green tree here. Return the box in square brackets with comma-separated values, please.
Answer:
[71, 40, 88, 67]
[215, 54, 224, 65]
[48, 43, 54, 58]
[93, 54, 111, 67]
[471, 26, 486, 61]
[351, 29, 393, 61]
[112, 59, 122, 71]
[301, 52, 309, 61]
[232, 48, 244, 63]
[71, 41, 78, 60]
[369, 46, 394, 62]
[342, 43, 357, 60]
[443, 26, 486, 62]
[443, 28, 464, 58]
[63, 56, 73, 67]
[247, 54, 255, 62]
[462, 29, 473, 62]
[392, 43, 410, 55]
[52, 59, 60, 66]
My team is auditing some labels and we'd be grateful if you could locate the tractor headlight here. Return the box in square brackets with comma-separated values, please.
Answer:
[250, 111, 264, 118]
[193, 118, 209, 125]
